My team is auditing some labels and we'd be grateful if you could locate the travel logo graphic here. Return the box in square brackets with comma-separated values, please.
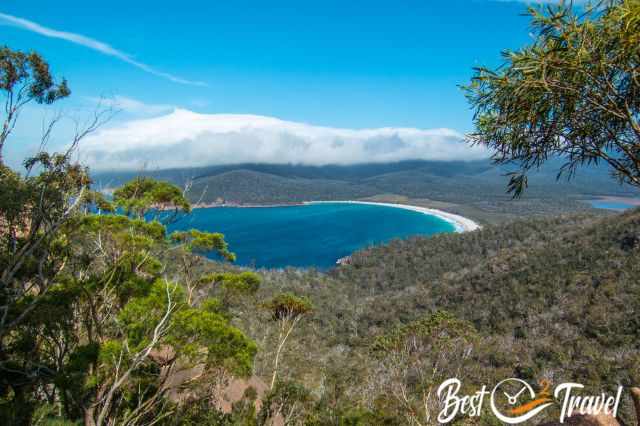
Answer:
[437, 378, 624, 424]
[491, 378, 554, 423]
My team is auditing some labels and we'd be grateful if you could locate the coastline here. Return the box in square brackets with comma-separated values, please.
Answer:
[591, 195, 640, 206]
[189, 200, 481, 233]
[305, 200, 481, 233]
[191, 202, 305, 209]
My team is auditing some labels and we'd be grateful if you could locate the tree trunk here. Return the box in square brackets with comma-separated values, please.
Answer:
[270, 329, 285, 390]
[270, 317, 300, 390]
[630, 387, 640, 426]
[12, 386, 34, 426]
[84, 406, 97, 426]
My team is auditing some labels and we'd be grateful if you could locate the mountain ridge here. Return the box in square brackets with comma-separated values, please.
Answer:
[92, 160, 639, 216]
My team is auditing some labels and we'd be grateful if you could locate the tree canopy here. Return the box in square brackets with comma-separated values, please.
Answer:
[0, 47, 71, 165]
[113, 176, 191, 222]
[0, 47, 262, 426]
[464, 0, 640, 196]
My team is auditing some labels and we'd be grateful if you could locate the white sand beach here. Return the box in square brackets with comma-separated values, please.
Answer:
[306, 201, 481, 233]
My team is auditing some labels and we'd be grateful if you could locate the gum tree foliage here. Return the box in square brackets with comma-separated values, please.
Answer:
[0, 47, 260, 426]
[199, 271, 262, 307]
[369, 311, 480, 426]
[170, 229, 238, 306]
[4, 195, 260, 425]
[464, 0, 640, 196]
[0, 46, 70, 165]
[261, 293, 313, 390]
[113, 176, 191, 223]
[257, 379, 313, 426]
[0, 157, 91, 425]
[3, 176, 258, 426]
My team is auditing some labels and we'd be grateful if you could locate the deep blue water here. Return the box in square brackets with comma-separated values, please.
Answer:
[588, 200, 637, 211]
[167, 203, 455, 269]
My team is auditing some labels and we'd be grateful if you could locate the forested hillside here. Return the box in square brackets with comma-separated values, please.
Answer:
[92, 159, 639, 208]
[4, 0, 640, 422]
[91, 159, 640, 226]
[223, 208, 640, 424]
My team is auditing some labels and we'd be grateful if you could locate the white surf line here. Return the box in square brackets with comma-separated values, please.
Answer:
[306, 201, 481, 233]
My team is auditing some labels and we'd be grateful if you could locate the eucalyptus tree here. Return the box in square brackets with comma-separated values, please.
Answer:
[0, 47, 262, 425]
[464, 0, 640, 196]
[113, 177, 191, 223]
[170, 229, 237, 306]
[0, 50, 100, 421]
[4, 178, 259, 425]
[262, 293, 313, 390]
[0, 46, 71, 165]
[369, 311, 479, 426]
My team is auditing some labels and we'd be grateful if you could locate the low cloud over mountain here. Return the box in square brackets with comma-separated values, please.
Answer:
[80, 109, 488, 170]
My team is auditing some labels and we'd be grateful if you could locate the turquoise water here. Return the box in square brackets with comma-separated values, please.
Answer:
[167, 203, 455, 269]
[588, 200, 637, 211]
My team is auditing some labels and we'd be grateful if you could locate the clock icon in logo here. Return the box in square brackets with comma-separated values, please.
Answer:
[490, 378, 554, 424]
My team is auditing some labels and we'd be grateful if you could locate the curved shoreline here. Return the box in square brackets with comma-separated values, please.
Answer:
[191, 200, 481, 233]
[305, 201, 481, 233]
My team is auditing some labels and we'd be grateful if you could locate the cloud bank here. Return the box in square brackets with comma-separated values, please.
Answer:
[79, 109, 488, 170]
[0, 12, 206, 86]
[86, 96, 175, 117]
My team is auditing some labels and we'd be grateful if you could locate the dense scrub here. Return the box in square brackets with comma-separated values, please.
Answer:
[8, 191, 637, 424]
[220, 209, 640, 424]
[5, 2, 640, 419]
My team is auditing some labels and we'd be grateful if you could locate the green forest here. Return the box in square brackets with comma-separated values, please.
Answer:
[2, 0, 640, 424]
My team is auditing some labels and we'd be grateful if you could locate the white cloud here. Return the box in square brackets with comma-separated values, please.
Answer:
[78, 109, 489, 170]
[87, 96, 175, 117]
[0, 12, 207, 87]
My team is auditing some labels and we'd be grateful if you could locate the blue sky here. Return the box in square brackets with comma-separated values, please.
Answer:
[1, 0, 541, 168]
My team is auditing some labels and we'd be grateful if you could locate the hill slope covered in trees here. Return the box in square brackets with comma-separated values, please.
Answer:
[221, 208, 640, 424]
[92, 159, 639, 226]
[93, 159, 639, 206]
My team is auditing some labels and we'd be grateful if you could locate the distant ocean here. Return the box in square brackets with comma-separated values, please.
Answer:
[587, 199, 638, 211]
[167, 202, 455, 269]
